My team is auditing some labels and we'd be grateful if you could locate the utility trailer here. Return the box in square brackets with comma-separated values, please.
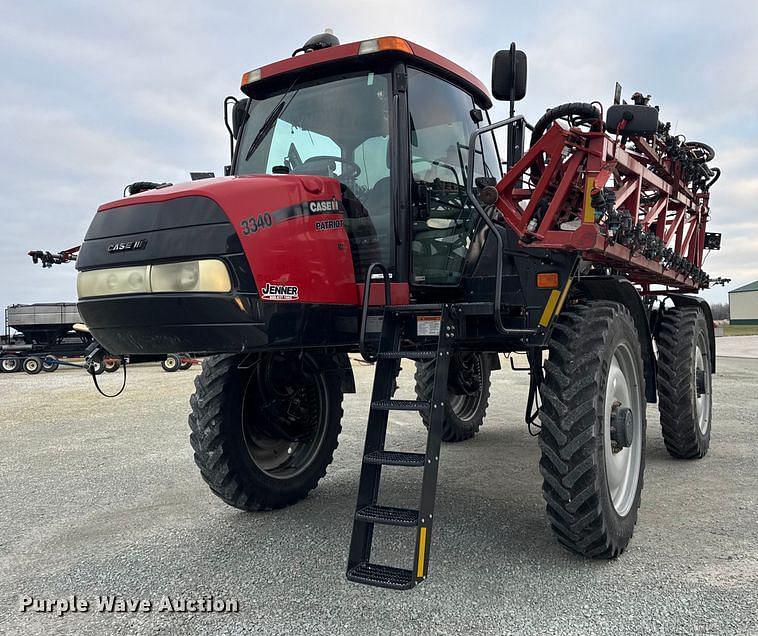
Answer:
[0, 303, 97, 374]
[0, 303, 191, 374]
[71, 33, 722, 589]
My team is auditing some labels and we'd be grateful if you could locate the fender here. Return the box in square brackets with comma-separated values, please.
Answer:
[574, 276, 657, 403]
[668, 294, 716, 373]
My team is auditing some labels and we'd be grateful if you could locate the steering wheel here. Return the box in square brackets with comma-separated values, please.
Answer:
[301, 155, 361, 179]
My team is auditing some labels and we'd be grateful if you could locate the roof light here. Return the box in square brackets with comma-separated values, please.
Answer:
[358, 37, 412, 55]
[241, 68, 262, 87]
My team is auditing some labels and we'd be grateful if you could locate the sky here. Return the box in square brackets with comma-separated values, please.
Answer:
[1, 0, 756, 316]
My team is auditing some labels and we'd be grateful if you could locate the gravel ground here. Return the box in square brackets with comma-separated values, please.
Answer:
[715, 335, 758, 359]
[0, 356, 756, 635]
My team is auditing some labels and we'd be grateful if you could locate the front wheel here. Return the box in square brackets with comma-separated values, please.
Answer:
[189, 352, 343, 511]
[539, 301, 646, 558]
[415, 352, 491, 442]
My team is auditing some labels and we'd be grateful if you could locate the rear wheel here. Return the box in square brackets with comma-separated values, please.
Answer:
[104, 359, 121, 373]
[1, 355, 21, 373]
[415, 352, 491, 442]
[189, 352, 343, 511]
[179, 357, 193, 371]
[162, 354, 181, 372]
[539, 301, 646, 558]
[656, 307, 712, 459]
[23, 356, 43, 375]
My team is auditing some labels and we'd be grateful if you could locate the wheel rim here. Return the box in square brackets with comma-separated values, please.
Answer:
[695, 338, 711, 435]
[165, 357, 178, 370]
[2, 358, 17, 372]
[241, 356, 329, 480]
[26, 359, 40, 372]
[604, 343, 643, 516]
[447, 354, 484, 422]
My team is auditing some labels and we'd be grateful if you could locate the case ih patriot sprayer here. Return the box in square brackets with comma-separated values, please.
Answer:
[71, 33, 722, 589]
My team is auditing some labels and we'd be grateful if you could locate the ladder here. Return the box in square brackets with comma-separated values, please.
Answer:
[346, 302, 454, 589]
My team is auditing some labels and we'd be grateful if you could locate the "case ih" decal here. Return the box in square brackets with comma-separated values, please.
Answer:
[260, 283, 299, 301]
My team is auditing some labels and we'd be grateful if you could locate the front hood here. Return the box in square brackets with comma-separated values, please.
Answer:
[97, 174, 342, 216]
[78, 173, 364, 305]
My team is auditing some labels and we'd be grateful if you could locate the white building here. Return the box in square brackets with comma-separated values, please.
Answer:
[729, 281, 758, 325]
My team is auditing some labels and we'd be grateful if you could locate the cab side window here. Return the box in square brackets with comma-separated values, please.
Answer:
[406, 68, 499, 285]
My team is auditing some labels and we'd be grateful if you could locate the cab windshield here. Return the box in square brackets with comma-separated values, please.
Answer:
[235, 71, 392, 274]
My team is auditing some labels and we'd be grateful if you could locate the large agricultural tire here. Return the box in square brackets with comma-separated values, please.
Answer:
[656, 307, 712, 459]
[23, 356, 43, 375]
[1, 355, 21, 373]
[539, 300, 646, 558]
[415, 352, 491, 442]
[189, 353, 343, 511]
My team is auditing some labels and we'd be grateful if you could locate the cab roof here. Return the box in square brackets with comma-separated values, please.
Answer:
[240, 36, 492, 109]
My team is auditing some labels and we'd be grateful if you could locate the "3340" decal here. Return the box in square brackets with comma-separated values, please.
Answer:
[240, 212, 273, 235]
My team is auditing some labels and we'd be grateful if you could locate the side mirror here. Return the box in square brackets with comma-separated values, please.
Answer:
[492, 44, 527, 102]
[606, 104, 658, 136]
[232, 98, 250, 139]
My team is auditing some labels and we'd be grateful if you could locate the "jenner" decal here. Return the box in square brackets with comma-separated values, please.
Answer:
[260, 283, 299, 301]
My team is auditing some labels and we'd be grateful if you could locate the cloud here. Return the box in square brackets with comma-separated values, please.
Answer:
[0, 0, 756, 312]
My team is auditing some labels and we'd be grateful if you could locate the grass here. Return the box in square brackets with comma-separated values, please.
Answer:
[723, 324, 758, 336]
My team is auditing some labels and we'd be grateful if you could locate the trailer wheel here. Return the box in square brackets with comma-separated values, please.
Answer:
[104, 359, 121, 373]
[179, 355, 193, 371]
[89, 360, 106, 375]
[189, 352, 343, 511]
[42, 357, 59, 372]
[415, 352, 491, 442]
[23, 356, 43, 375]
[1, 355, 21, 373]
[656, 307, 712, 459]
[162, 354, 181, 372]
[539, 301, 646, 558]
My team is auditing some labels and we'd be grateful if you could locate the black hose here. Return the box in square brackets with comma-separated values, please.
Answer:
[529, 102, 601, 148]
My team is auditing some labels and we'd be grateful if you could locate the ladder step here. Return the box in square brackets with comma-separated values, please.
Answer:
[364, 450, 426, 467]
[346, 562, 415, 590]
[371, 399, 430, 412]
[356, 505, 419, 527]
[376, 350, 436, 360]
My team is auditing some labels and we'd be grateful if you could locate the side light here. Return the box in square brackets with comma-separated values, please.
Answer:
[241, 68, 262, 87]
[536, 272, 560, 289]
[358, 37, 412, 55]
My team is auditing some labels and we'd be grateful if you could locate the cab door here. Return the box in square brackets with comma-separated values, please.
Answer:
[405, 67, 501, 286]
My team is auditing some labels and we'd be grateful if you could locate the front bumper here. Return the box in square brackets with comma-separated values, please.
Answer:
[78, 293, 363, 355]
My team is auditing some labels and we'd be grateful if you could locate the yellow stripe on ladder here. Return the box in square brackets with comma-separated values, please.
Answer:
[417, 527, 427, 578]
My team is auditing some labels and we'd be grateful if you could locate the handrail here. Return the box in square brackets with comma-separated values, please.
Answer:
[465, 115, 527, 336]
[358, 262, 392, 362]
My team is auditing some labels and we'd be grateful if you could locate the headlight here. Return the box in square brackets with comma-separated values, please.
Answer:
[77, 265, 150, 297]
[151, 260, 231, 293]
[77, 259, 231, 298]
